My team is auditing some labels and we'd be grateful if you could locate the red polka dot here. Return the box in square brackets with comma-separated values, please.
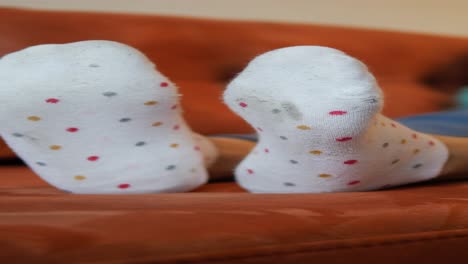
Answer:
[336, 137, 353, 142]
[46, 98, 59, 104]
[239, 102, 248, 108]
[194, 146, 201, 151]
[344, 160, 358, 165]
[429, 140, 435, 146]
[118, 183, 130, 189]
[329, 110, 347, 115]
[66, 127, 79, 133]
[160, 82, 169, 87]
[173, 125, 180, 130]
[348, 180, 361, 185]
[391, 123, 397, 128]
[87, 156, 99, 161]
[412, 133, 418, 139]
[264, 148, 269, 153]
[247, 169, 254, 174]
[171, 104, 177, 110]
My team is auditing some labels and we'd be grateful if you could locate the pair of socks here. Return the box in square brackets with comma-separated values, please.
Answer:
[0, 41, 448, 193]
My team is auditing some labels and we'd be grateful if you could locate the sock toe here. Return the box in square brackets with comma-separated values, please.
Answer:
[224, 46, 448, 193]
[0, 41, 208, 194]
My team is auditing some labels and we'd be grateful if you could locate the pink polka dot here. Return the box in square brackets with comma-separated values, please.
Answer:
[160, 82, 169, 87]
[264, 148, 270, 153]
[344, 160, 358, 165]
[66, 127, 79, 133]
[46, 98, 59, 104]
[329, 110, 347, 115]
[87, 156, 99, 162]
[239, 102, 248, 108]
[171, 104, 177, 110]
[391, 123, 397, 128]
[336, 137, 353, 142]
[429, 140, 435, 146]
[173, 125, 180, 130]
[247, 169, 254, 174]
[118, 183, 130, 189]
[194, 146, 201, 151]
[348, 180, 361, 185]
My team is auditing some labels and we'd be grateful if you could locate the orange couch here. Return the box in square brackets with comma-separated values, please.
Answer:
[1, 7, 468, 263]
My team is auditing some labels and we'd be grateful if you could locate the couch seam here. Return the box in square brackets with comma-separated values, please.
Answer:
[160, 232, 468, 264]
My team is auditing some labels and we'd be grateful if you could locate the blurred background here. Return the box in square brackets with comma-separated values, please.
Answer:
[0, 0, 467, 37]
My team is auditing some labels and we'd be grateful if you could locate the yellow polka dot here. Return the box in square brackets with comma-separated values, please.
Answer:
[49, 145, 62, 150]
[413, 149, 420, 154]
[319, 174, 332, 178]
[401, 139, 407, 144]
[170, 143, 179, 148]
[144, 100, 159, 106]
[74, 175, 86, 181]
[152, 122, 163, 127]
[27, 116, 41, 121]
[297, 125, 312, 130]
[309, 150, 322, 155]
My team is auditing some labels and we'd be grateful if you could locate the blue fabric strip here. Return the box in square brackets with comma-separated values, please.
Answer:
[397, 109, 468, 137]
[211, 109, 468, 142]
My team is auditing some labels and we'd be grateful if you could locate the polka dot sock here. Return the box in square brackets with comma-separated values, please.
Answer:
[0, 40, 217, 194]
[224, 46, 449, 193]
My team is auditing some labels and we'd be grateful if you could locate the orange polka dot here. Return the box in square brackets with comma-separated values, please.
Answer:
[27, 116, 41, 121]
[319, 174, 332, 178]
[152, 122, 163, 127]
[401, 139, 407, 144]
[144, 100, 159, 106]
[297, 125, 312, 130]
[49, 145, 62, 150]
[309, 150, 322, 155]
[74, 175, 86, 181]
[170, 143, 179, 148]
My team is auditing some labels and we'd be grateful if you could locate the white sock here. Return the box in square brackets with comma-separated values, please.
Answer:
[0, 40, 217, 194]
[224, 46, 449, 193]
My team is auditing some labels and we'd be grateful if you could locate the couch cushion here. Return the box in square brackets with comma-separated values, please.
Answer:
[2, 166, 468, 263]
